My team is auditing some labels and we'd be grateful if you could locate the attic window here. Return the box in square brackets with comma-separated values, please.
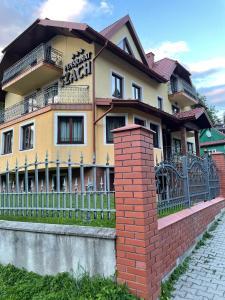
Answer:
[117, 38, 133, 56]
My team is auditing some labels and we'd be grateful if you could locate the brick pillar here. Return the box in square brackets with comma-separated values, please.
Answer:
[180, 127, 187, 155]
[212, 152, 225, 197]
[112, 124, 160, 300]
[194, 130, 200, 156]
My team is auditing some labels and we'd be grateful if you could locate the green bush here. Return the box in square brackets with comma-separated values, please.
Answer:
[0, 264, 140, 300]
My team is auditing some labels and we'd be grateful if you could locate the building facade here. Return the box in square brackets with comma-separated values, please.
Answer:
[0, 15, 211, 182]
[200, 128, 225, 155]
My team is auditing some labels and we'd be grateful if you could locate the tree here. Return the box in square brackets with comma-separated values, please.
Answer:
[193, 93, 221, 126]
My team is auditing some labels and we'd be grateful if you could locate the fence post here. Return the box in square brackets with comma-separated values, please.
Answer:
[181, 156, 191, 207]
[203, 156, 210, 201]
[113, 124, 160, 300]
[211, 152, 225, 197]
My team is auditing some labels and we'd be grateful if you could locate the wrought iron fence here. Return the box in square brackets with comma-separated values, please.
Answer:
[155, 154, 220, 216]
[0, 85, 90, 124]
[2, 43, 63, 86]
[0, 153, 115, 223]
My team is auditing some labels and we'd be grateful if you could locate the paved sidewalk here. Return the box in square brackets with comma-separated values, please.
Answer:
[172, 214, 225, 300]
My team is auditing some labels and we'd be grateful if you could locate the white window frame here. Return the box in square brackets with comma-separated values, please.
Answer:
[1, 127, 14, 155]
[104, 113, 128, 145]
[132, 81, 143, 101]
[19, 120, 35, 152]
[110, 70, 126, 99]
[54, 112, 87, 146]
[133, 115, 147, 127]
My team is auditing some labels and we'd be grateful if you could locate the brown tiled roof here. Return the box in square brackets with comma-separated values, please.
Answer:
[175, 107, 205, 121]
[96, 98, 212, 129]
[152, 58, 177, 80]
[100, 15, 130, 38]
[200, 140, 225, 147]
[100, 15, 148, 66]
[0, 18, 167, 85]
[146, 55, 191, 81]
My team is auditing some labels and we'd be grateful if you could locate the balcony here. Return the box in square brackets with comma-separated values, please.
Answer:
[0, 85, 90, 124]
[2, 44, 63, 95]
[168, 78, 198, 107]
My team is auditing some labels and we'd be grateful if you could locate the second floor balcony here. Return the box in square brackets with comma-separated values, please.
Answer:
[0, 85, 90, 124]
[2, 43, 63, 95]
[168, 77, 198, 107]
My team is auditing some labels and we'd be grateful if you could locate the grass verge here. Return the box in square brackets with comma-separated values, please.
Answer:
[0, 214, 115, 228]
[0, 264, 140, 300]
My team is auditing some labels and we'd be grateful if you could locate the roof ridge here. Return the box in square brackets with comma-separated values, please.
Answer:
[100, 15, 129, 37]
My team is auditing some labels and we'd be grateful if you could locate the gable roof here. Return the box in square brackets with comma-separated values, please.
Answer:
[146, 55, 191, 81]
[100, 15, 148, 66]
[0, 17, 167, 92]
[200, 140, 225, 147]
[175, 107, 212, 129]
[200, 127, 225, 145]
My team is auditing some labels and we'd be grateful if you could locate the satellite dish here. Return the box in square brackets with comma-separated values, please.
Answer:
[206, 130, 212, 138]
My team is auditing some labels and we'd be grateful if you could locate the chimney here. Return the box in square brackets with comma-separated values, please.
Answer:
[146, 52, 155, 68]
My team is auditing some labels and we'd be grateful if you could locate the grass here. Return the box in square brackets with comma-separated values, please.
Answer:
[0, 193, 115, 227]
[160, 216, 223, 299]
[0, 264, 140, 300]
[160, 257, 190, 300]
[158, 205, 186, 218]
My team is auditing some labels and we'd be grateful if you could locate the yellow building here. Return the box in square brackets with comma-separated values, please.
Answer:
[0, 15, 211, 183]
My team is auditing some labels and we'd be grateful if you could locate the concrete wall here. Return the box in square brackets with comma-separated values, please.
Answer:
[0, 221, 116, 277]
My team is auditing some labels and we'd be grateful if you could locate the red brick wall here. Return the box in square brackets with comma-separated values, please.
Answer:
[158, 198, 225, 279]
[113, 124, 160, 300]
[113, 126, 225, 300]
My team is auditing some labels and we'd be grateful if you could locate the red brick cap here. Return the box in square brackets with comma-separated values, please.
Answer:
[111, 123, 155, 134]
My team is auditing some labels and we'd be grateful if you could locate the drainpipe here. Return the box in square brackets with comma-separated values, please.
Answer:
[92, 41, 108, 156]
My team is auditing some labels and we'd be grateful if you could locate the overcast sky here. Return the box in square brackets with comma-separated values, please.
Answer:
[0, 0, 225, 117]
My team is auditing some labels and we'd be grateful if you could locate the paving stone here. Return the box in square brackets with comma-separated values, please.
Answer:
[171, 213, 225, 300]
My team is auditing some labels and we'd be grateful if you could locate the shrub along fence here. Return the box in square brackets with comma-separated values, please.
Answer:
[155, 153, 220, 216]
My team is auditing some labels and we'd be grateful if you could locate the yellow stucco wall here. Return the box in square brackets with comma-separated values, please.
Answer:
[95, 49, 172, 114]
[95, 106, 163, 165]
[0, 109, 93, 171]
[1, 33, 198, 170]
[4, 35, 95, 108]
[5, 93, 23, 109]
[109, 25, 142, 62]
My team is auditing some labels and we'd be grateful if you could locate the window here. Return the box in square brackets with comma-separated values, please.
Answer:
[157, 97, 163, 110]
[117, 38, 133, 56]
[24, 93, 37, 113]
[172, 104, 180, 114]
[21, 123, 34, 150]
[132, 84, 142, 100]
[2, 130, 13, 154]
[44, 83, 58, 105]
[112, 73, 123, 98]
[187, 142, 194, 153]
[134, 117, 146, 126]
[173, 138, 181, 154]
[106, 116, 126, 144]
[58, 116, 84, 144]
[150, 123, 160, 148]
